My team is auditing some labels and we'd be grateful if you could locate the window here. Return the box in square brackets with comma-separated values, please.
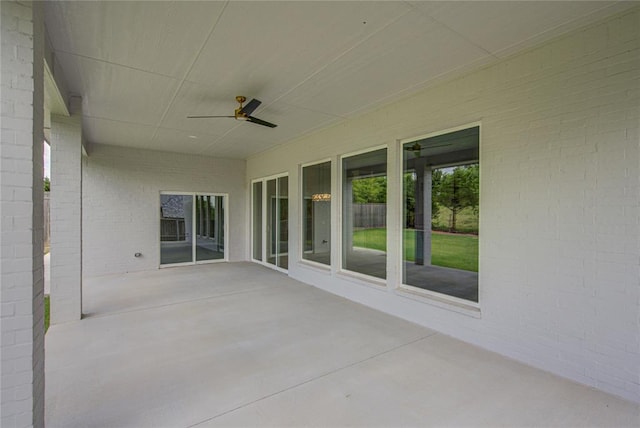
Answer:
[402, 126, 479, 302]
[341, 148, 387, 279]
[251, 175, 289, 271]
[160, 193, 227, 266]
[302, 161, 331, 266]
[252, 182, 263, 261]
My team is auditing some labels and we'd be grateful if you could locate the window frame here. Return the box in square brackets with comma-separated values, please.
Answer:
[396, 122, 481, 309]
[338, 144, 389, 285]
[158, 190, 229, 268]
[250, 172, 289, 273]
[299, 158, 333, 270]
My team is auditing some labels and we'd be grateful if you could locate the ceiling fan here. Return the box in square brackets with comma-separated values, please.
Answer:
[187, 96, 277, 128]
[404, 141, 452, 158]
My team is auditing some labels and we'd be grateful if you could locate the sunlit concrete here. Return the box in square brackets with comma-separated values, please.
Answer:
[46, 263, 639, 427]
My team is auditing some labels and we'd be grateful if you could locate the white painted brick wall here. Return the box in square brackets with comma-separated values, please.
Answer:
[0, 1, 45, 427]
[246, 8, 640, 403]
[82, 145, 246, 276]
[50, 114, 82, 324]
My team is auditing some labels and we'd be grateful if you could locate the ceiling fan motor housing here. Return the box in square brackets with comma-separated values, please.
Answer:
[187, 96, 277, 128]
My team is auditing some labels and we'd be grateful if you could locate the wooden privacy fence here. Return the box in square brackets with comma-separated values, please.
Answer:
[353, 203, 386, 228]
[161, 218, 186, 241]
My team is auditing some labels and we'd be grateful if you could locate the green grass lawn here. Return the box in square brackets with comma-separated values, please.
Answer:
[353, 228, 478, 272]
[432, 206, 478, 234]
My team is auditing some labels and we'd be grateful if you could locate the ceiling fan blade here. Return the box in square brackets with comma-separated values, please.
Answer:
[404, 142, 453, 150]
[187, 115, 235, 119]
[239, 98, 261, 116]
[247, 116, 277, 128]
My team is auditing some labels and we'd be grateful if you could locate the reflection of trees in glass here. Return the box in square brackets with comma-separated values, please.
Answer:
[433, 164, 479, 233]
[404, 173, 415, 228]
[404, 172, 441, 228]
[352, 176, 386, 203]
[195, 196, 217, 237]
[355, 164, 479, 233]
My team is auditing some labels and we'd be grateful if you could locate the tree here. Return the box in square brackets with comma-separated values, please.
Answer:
[432, 164, 478, 232]
[404, 171, 441, 229]
[352, 176, 386, 203]
[44, 177, 50, 192]
[404, 173, 415, 228]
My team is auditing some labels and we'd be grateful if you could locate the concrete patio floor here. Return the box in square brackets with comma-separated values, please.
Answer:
[45, 263, 639, 427]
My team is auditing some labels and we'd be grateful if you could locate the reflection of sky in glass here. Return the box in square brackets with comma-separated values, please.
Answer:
[44, 142, 50, 178]
[439, 166, 455, 174]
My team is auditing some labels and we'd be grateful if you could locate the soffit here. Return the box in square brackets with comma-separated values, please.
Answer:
[43, 1, 633, 159]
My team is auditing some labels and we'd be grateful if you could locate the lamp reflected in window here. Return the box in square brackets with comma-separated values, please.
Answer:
[302, 161, 331, 266]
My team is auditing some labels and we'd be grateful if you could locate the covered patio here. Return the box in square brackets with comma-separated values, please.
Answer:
[2, 2, 639, 425]
[45, 264, 638, 427]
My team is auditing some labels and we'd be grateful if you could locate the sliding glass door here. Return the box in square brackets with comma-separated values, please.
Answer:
[252, 175, 288, 271]
[160, 192, 227, 266]
[195, 195, 225, 262]
[160, 194, 194, 264]
[252, 182, 263, 261]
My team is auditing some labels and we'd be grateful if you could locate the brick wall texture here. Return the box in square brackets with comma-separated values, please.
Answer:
[50, 114, 82, 324]
[1, 1, 45, 427]
[247, 8, 640, 402]
[82, 145, 246, 276]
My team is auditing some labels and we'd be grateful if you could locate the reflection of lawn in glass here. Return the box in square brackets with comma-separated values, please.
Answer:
[352, 228, 478, 272]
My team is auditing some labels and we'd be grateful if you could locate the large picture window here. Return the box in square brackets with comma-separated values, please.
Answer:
[302, 161, 331, 266]
[402, 126, 479, 302]
[342, 148, 387, 280]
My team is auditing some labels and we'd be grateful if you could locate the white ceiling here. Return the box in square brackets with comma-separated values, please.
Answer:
[44, 1, 633, 159]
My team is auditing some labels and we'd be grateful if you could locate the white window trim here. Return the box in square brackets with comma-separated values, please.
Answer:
[396, 284, 481, 317]
[299, 158, 333, 270]
[249, 179, 264, 264]
[250, 173, 289, 273]
[337, 144, 389, 284]
[159, 191, 229, 267]
[396, 121, 482, 309]
[398, 121, 482, 145]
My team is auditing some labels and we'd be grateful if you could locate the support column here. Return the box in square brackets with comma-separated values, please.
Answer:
[50, 105, 82, 324]
[0, 1, 46, 427]
[413, 160, 432, 266]
[182, 196, 193, 262]
[343, 178, 354, 265]
[423, 166, 432, 266]
[205, 196, 210, 238]
[215, 196, 223, 252]
[198, 196, 203, 237]
[414, 162, 425, 265]
[212, 196, 216, 239]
